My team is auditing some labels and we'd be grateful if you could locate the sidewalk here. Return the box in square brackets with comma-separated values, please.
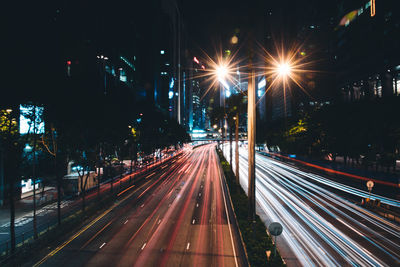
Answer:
[0, 187, 57, 227]
[0, 149, 183, 229]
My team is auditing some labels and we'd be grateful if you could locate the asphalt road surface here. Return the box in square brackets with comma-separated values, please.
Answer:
[0, 152, 182, 255]
[31, 144, 247, 267]
[224, 145, 400, 267]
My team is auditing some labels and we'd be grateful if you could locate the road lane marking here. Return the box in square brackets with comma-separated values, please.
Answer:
[124, 220, 129, 224]
[192, 219, 195, 224]
[186, 242, 190, 250]
[140, 204, 144, 208]
[34, 207, 112, 267]
[158, 219, 161, 225]
[146, 172, 156, 179]
[80, 220, 114, 250]
[34, 180, 148, 267]
[117, 184, 135, 197]
[141, 243, 147, 250]
[196, 203, 199, 208]
[99, 242, 106, 249]
[199, 193, 202, 197]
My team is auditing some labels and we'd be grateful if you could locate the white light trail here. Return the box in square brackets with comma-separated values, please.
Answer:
[223, 145, 400, 266]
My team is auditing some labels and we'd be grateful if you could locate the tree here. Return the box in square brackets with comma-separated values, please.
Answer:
[209, 106, 226, 149]
[41, 124, 62, 225]
[20, 104, 44, 239]
[74, 149, 96, 212]
[226, 94, 246, 185]
[0, 108, 20, 254]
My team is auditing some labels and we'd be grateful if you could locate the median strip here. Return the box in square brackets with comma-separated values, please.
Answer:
[216, 148, 285, 267]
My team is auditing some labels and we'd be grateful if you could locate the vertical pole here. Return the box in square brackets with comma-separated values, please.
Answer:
[177, 7, 181, 124]
[235, 112, 239, 185]
[229, 123, 233, 167]
[248, 62, 256, 221]
[56, 154, 61, 225]
[32, 106, 38, 240]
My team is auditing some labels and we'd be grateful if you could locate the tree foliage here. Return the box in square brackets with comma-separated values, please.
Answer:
[262, 97, 400, 168]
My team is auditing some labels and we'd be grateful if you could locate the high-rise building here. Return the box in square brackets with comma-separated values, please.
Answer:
[333, 0, 400, 101]
[262, 1, 337, 121]
[186, 56, 208, 131]
[155, 0, 184, 121]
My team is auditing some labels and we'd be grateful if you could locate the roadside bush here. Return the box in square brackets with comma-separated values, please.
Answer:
[217, 148, 285, 267]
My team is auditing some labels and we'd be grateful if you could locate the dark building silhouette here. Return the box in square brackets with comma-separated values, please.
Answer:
[333, 0, 400, 102]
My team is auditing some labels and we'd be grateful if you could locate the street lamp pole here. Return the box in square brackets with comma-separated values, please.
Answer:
[248, 52, 256, 221]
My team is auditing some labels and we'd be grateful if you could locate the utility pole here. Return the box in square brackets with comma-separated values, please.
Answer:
[247, 44, 256, 221]
[32, 105, 38, 239]
[235, 112, 239, 185]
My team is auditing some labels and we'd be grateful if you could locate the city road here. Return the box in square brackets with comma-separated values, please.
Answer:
[224, 145, 400, 266]
[31, 144, 246, 267]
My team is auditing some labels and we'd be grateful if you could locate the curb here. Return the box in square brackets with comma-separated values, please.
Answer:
[215, 148, 250, 267]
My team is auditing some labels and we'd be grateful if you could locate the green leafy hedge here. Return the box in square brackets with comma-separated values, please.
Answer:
[217, 149, 285, 267]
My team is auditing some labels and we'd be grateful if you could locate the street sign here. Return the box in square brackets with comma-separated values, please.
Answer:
[268, 222, 283, 236]
[367, 180, 374, 191]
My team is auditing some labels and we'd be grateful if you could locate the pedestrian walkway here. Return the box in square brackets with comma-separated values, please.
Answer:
[0, 187, 56, 227]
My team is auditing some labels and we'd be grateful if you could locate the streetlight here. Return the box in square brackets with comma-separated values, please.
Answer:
[248, 55, 295, 220]
[277, 62, 291, 76]
[216, 66, 228, 80]
[208, 46, 303, 221]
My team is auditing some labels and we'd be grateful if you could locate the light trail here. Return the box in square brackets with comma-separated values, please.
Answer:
[224, 145, 400, 266]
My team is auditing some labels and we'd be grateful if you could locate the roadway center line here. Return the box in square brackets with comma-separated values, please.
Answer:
[99, 242, 106, 249]
[146, 172, 156, 179]
[124, 220, 129, 224]
[33, 178, 150, 267]
[141, 243, 147, 250]
[192, 219, 195, 224]
[186, 242, 190, 250]
[117, 184, 135, 197]
[80, 220, 114, 250]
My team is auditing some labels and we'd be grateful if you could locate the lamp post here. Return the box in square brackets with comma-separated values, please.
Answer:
[247, 53, 293, 220]
[210, 47, 295, 221]
[216, 65, 231, 153]
[248, 60, 256, 221]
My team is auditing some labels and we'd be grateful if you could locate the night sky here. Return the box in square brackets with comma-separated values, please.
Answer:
[2, 0, 338, 104]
